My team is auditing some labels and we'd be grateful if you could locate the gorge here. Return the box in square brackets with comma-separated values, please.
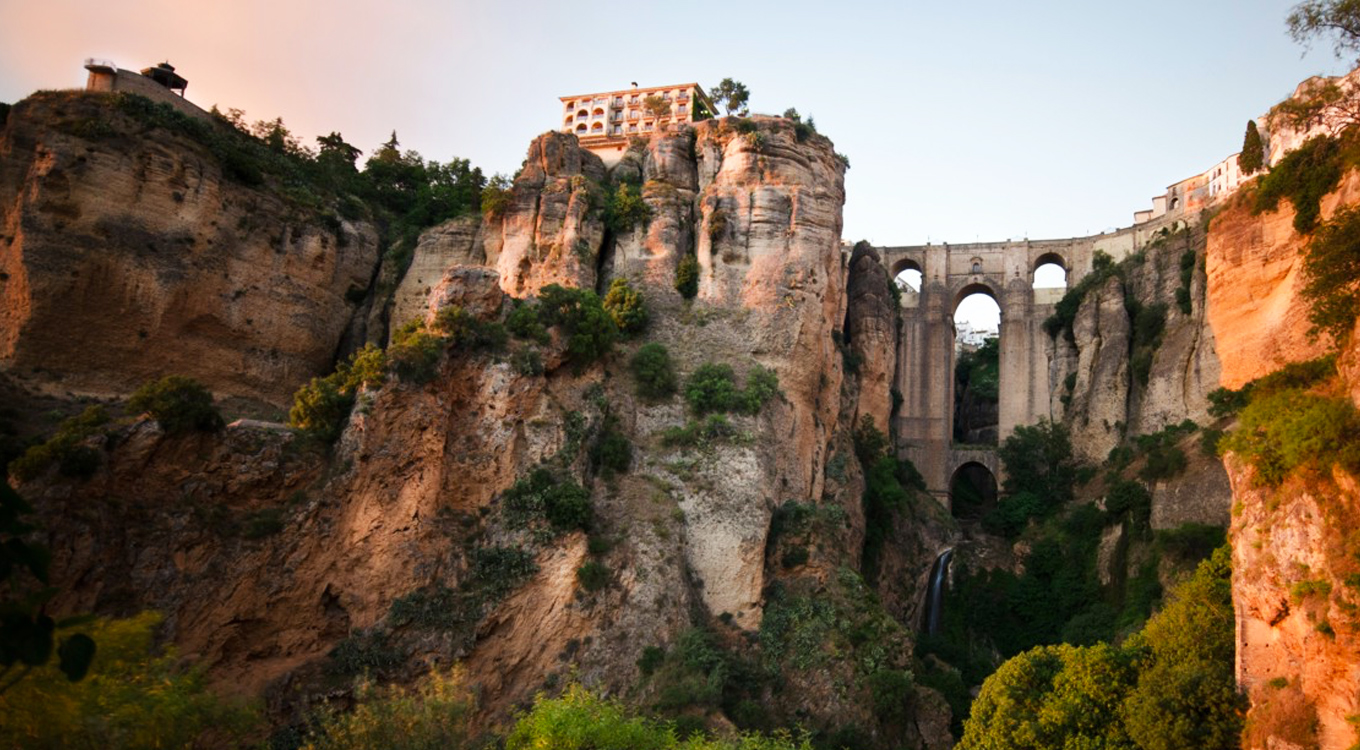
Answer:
[1, 57, 1360, 750]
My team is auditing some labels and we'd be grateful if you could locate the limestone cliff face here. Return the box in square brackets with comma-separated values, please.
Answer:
[1205, 174, 1360, 389]
[0, 92, 381, 407]
[1057, 274, 1131, 463]
[1210, 171, 1360, 750]
[1229, 459, 1360, 750]
[845, 242, 897, 432]
[22, 118, 932, 738]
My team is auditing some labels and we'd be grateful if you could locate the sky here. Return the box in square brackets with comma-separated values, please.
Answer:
[0, 0, 1348, 333]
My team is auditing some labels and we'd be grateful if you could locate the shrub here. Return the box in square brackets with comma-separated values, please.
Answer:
[867, 669, 914, 722]
[602, 278, 649, 334]
[740, 365, 781, 414]
[591, 423, 632, 475]
[511, 347, 544, 376]
[603, 182, 651, 233]
[576, 561, 610, 592]
[675, 254, 700, 299]
[661, 415, 737, 448]
[537, 284, 617, 367]
[631, 343, 677, 399]
[501, 468, 593, 532]
[387, 320, 445, 383]
[481, 174, 513, 217]
[289, 344, 386, 442]
[637, 646, 665, 676]
[685, 363, 740, 414]
[1105, 480, 1152, 531]
[1301, 204, 1360, 344]
[128, 375, 223, 433]
[507, 301, 548, 343]
[432, 306, 507, 351]
[0, 612, 258, 749]
[1254, 133, 1349, 234]
[8, 406, 111, 482]
[1221, 386, 1360, 486]
[301, 668, 473, 750]
[1155, 523, 1225, 562]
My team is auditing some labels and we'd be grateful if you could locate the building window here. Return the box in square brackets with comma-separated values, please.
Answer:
[628, 124, 638, 132]
[591, 122, 603, 131]
[576, 110, 588, 120]
[612, 125, 622, 135]
[576, 123, 587, 133]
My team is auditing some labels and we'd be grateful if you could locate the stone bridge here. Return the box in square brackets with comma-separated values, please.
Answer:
[876, 215, 1182, 507]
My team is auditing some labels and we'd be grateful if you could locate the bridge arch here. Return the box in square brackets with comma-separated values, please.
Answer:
[952, 281, 999, 312]
[948, 460, 998, 519]
[1032, 252, 1069, 290]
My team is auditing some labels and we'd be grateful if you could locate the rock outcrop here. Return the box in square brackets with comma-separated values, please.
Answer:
[0, 92, 381, 408]
[20, 117, 946, 740]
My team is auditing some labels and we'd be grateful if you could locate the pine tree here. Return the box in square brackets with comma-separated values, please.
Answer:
[1239, 120, 1265, 174]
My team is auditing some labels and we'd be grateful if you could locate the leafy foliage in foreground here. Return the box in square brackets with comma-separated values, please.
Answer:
[0, 612, 257, 749]
[301, 668, 474, 750]
[508, 684, 812, 750]
[7, 406, 111, 482]
[957, 546, 1242, 750]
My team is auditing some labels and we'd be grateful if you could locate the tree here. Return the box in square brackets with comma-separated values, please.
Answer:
[642, 95, 671, 125]
[997, 419, 1078, 507]
[1287, 0, 1360, 62]
[1239, 120, 1265, 174]
[710, 78, 750, 116]
[1301, 204, 1360, 343]
[127, 376, 224, 434]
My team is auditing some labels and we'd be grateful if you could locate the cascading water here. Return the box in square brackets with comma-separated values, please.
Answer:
[920, 548, 954, 636]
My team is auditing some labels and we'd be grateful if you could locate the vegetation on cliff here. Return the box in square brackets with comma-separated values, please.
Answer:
[957, 546, 1241, 750]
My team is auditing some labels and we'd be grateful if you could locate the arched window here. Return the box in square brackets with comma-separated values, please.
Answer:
[575, 123, 587, 133]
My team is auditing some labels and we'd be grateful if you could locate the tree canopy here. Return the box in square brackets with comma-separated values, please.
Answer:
[709, 78, 750, 116]
[1239, 120, 1265, 175]
[1288, 0, 1360, 62]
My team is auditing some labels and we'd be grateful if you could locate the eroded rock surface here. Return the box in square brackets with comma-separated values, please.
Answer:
[0, 92, 380, 407]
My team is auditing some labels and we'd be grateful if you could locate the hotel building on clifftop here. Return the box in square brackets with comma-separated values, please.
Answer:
[560, 83, 716, 165]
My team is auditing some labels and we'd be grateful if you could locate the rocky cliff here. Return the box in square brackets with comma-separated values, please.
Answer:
[17, 117, 950, 745]
[1209, 170, 1360, 750]
[0, 92, 381, 409]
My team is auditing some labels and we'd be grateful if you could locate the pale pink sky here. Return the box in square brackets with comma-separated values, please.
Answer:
[0, 0, 1342, 255]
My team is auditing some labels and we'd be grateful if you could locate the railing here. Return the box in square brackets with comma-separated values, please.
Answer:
[84, 57, 117, 71]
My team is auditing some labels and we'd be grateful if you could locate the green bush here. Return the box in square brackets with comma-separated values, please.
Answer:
[1105, 479, 1152, 531]
[740, 365, 781, 414]
[481, 174, 513, 217]
[602, 278, 649, 334]
[1045, 251, 1119, 340]
[1221, 385, 1360, 486]
[432, 306, 507, 351]
[958, 546, 1241, 750]
[604, 183, 651, 233]
[387, 320, 445, 383]
[301, 668, 473, 750]
[128, 375, 223, 434]
[683, 363, 779, 416]
[576, 561, 610, 592]
[289, 344, 386, 442]
[501, 468, 593, 532]
[631, 343, 677, 399]
[591, 422, 632, 475]
[1301, 204, 1360, 344]
[0, 612, 258, 749]
[507, 301, 548, 343]
[8, 406, 111, 482]
[1254, 133, 1350, 234]
[1155, 523, 1226, 562]
[505, 684, 814, 750]
[537, 284, 617, 367]
[675, 254, 700, 299]
[661, 415, 737, 448]
[866, 669, 914, 722]
[511, 347, 544, 376]
[685, 363, 740, 414]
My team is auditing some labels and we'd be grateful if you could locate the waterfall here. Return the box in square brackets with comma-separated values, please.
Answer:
[920, 548, 954, 637]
